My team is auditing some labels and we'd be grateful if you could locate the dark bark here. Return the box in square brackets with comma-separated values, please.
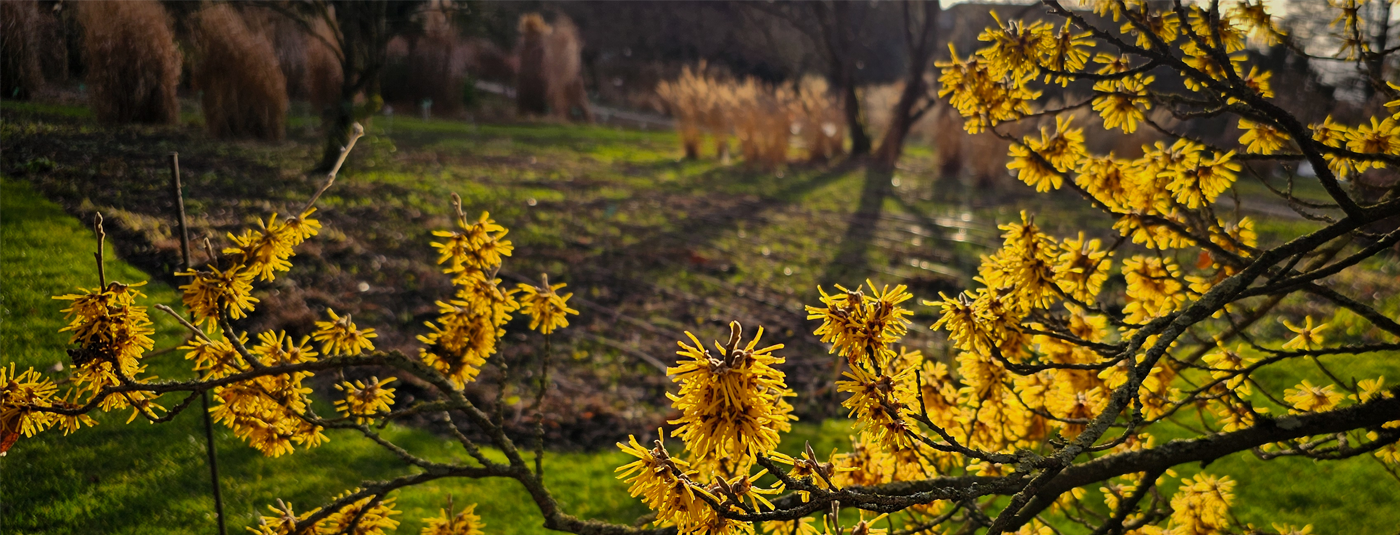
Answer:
[317, 1, 391, 172]
[872, 0, 940, 171]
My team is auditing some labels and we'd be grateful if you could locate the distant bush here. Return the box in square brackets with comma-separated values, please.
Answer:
[1, 0, 46, 99]
[76, 0, 181, 125]
[192, 4, 288, 141]
[382, 6, 466, 117]
[516, 13, 550, 116]
[544, 15, 591, 122]
[658, 66, 843, 169]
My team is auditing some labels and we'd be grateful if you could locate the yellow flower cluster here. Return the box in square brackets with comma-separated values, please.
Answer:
[334, 376, 397, 424]
[517, 276, 579, 335]
[54, 282, 161, 420]
[313, 309, 377, 357]
[615, 433, 716, 533]
[0, 364, 93, 449]
[668, 322, 794, 473]
[806, 280, 913, 366]
[422, 212, 518, 387]
[223, 210, 322, 281]
[1165, 474, 1235, 535]
[431, 211, 515, 274]
[180, 209, 320, 327]
[209, 330, 325, 457]
[420, 501, 486, 535]
[321, 492, 400, 535]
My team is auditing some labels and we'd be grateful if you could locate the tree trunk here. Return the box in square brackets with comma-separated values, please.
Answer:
[843, 76, 871, 156]
[318, 1, 388, 172]
[872, 79, 923, 171]
[871, 0, 940, 172]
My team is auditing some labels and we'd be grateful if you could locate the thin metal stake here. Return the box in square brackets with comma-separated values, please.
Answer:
[170, 152, 226, 535]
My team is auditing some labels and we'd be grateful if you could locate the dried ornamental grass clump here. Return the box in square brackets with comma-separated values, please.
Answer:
[658, 67, 844, 169]
[1, 0, 48, 99]
[544, 14, 591, 122]
[516, 13, 550, 116]
[76, 0, 181, 125]
[192, 4, 288, 141]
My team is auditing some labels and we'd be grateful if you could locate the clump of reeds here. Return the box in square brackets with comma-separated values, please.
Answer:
[304, 18, 343, 113]
[544, 15, 591, 122]
[1, 0, 47, 99]
[656, 64, 720, 159]
[787, 76, 845, 162]
[516, 13, 550, 115]
[191, 4, 288, 140]
[657, 65, 843, 170]
[733, 79, 792, 170]
[76, 0, 182, 125]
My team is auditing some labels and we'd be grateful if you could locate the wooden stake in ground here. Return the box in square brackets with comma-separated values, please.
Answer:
[169, 152, 226, 535]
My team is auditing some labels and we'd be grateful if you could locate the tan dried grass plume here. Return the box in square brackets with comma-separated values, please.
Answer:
[192, 4, 288, 140]
[516, 13, 550, 116]
[1, 0, 47, 99]
[76, 0, 182, 125]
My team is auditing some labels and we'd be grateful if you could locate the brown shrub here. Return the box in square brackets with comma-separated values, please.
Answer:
[786, 76, 845, 162]
[383, 5, 467, 117]
[655, 64, 718, 159]
[0, 0, 46, 99]
[191, 4, 287, 141]
[463, 37, 515, 83]
[658, 66, 842, 170]
[76, 0, 181, 125]
[545, 15, 591, 122]
[516, 13, 550, 115]
[732, 79, 791, 171]
[238, 8, 340, 112]
[304, 18, 343, 112]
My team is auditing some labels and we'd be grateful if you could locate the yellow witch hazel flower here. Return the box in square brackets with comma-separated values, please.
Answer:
[223, 209, 321, 282]
[177, 265, 258, 327]
[420, 500, 485, 535]
[249, 499, 321, 535]
[1164, 149, 1241, 209]
[53, 281, 155, 377]
[668, 322, 794, 472]
[1284, 380, 1344, 413]
[1345, 116, 1400, 174]
[1, 364, 95, 450]
[313, 309, 377, 356]
[1009, 116, 1086, 192]
[516, 275, 579, 335]
[1281, 316, 1328, 351]
[1167, 474, 1235, 535]
[978, 12, 1052, 78]
[1092, 60, 1153, 133]
[1122, 255, 1185, 324]
[1238, 119, 1290, 155]
[806, 280, 913, 366]
[615, 431, 709, 530]
[419, 298, 504, 388]
[181, 334, 246, 380]
[1055, 232, 1112, 303]
[334, 377, 397, 424]
[321, 491, 400, 535]
[838, 365, 917, 452]
[431, 211, 514, 273]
